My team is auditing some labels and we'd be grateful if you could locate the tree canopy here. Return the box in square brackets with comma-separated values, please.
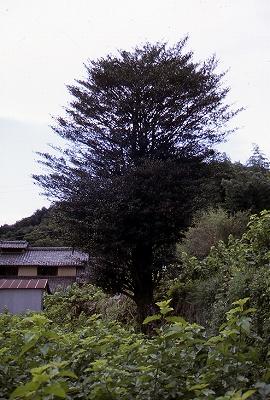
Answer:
[222, 168, 270, 213]
[35, 39, 239, 322]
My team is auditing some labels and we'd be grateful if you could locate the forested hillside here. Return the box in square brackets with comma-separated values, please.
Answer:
[0, 207, 68, 246]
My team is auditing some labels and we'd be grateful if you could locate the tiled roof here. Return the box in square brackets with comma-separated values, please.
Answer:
[0, 247, 88, 266]
[0, 278, 48, 290]
[0, 240, 28, 249]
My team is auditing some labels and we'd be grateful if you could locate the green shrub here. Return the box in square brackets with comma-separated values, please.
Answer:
[44, 283, 137, 327]
[171, 210, 270, 339]
[4, 211, 270, 398]
[1, 298, 269, 399]
[179, 207, 249, 259]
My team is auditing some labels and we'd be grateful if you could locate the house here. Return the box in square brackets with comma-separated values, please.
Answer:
[0, 240, 88, 292]
[0, 278, 50, 313]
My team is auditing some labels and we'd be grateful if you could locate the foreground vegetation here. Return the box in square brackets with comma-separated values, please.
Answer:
[1, 297, 270, 399]
[2, 211, 270, 398]
[167, 210, 270, 339]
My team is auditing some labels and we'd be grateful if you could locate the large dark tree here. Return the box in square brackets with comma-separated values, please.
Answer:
[35, 39, 239, 324]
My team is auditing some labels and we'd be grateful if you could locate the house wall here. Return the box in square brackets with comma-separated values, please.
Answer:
[18, 266, 37, 276]
[0, 289, 43, 314]
[17, 266, 76, 277]
[57, 266, 76, 277]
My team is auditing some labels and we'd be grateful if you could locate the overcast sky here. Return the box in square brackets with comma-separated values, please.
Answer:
[0, 0, 269, 225]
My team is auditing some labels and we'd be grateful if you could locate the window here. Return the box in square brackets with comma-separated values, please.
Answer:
[1, 248, 24, 253]
[0, 266, 18, 276]
[37, 266, 58, 276]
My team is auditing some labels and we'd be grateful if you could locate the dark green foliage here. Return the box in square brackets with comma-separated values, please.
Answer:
[197, 154, 236, 208]
[34, 39, 239, 322]
[0, 207, 68, 246]
[222, 168, 270, 213]
[197, 148, 270, 216]
[221, 146, 270, 214]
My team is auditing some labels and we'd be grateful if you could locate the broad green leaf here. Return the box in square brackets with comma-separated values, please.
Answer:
[143, 314, 161, 324]
[32, 373, 50, 384]
[59, 370, 77, 379]
[232, 298, 250, 306]
[10, 381, 40, 398]
[44, 383, 66, 398]
[189, 383, 209, 391]
[165, 316, 187, 324]
[241, 389, 256, 399]
[239, 317, 251, 334]
[19, 337, 39, 357]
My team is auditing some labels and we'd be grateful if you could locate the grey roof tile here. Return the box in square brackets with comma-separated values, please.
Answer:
[0, 246, 88, 266]
[0, 240, 28, 249]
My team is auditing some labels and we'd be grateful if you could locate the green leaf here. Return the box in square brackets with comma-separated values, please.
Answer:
[10, 381, 40, 398]
[241, 389, 256, 399]
[226, 306, 241, 315]
[44, 383, 66, 398]
[142, 314, 161, 324]
[232, 298, 250, 306]
[206, 335, 223, 344]
[243, 308, 256, 315]
[156, 299, 174, 315]
[19, 337, 39, 357]
[189, 383, 209, 391]
[239, 317, 251, 334]
[90, 359, 107, 371]
[32, 373, 50, 385]
[59, 370, 77, 379]
[165, 316, 187, 324]
[31, 364, 51, 375]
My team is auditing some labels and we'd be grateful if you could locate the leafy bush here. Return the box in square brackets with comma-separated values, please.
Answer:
[44, 283, 137, 327]
[171, 210, 270, 338]
[3, 211, 270, 398]
[179, 208, 249, 259]
[1, 298, 270, 399]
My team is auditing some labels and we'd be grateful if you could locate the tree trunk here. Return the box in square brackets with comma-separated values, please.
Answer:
[132, 242, 156, 331]
[134, 293, 156, 331]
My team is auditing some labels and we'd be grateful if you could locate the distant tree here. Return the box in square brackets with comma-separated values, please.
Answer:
[35, 39, 239, 324]
[246, 143, 270, 171]
[222, 168, 270, 214]
[197, 154, 235, 208]
[222, 146, 270, 214]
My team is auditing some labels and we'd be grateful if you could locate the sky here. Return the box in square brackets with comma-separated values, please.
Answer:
[0, 0, 269, 225]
